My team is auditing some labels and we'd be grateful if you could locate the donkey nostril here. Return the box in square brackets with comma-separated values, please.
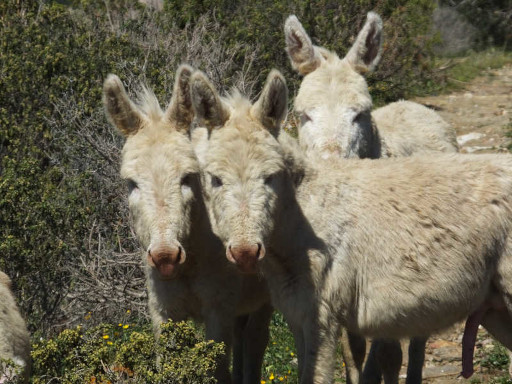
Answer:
[176, 247, 182, 264]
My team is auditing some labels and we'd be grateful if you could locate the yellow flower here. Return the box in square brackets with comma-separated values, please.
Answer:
[102, 335, 109, 339]
[279, 377, 284, 382]
[107, 341, 113, 345]
[290, 352, 294, 357]
[123, 324, 129, 329]
[269, 374, 274, 380]
[118, 323, 123, 327]
[261, 381, 266, 384]
[126, 309, 131, 314]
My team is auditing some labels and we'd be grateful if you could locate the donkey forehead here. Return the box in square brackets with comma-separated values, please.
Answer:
[295, 59, 371, 112]
[121, 129, 199, 177]
[205, 126, 286, 175]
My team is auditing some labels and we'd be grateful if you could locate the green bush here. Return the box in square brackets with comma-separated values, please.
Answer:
[30, 319, 224, 383]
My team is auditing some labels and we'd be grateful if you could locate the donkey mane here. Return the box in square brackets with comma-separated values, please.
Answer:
[137, 86, 165, 122]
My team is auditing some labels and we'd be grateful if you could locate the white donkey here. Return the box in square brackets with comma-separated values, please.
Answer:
[0, 271, 31, 383]
[103, 65, 272, 384]
[190, 68, 512, 384]
[284, 12, 458, 160]
[284, 12, 460, 384]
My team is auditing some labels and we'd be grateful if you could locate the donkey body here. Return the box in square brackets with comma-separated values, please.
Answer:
[284, 12, 458, 383]
[190, 69, 512, 384]
[103, 67, 271, 384]
[0, 271, 31, 383]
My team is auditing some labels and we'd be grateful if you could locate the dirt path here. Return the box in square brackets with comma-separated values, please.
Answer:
[395, 64, 512, 383]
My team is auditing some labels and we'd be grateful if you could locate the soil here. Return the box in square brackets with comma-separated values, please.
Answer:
[397, 64, 512, 383]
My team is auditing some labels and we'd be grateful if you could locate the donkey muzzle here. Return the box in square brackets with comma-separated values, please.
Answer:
[226, 242, 265, 274]
[147, 244, 186, 279]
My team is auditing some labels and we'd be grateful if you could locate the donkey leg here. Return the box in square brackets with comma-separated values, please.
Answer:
[341, 330, 366, 384]
[481, 308, 512, 350]
[205, 312, 235, 384]
[405, 337, 427, 384]
[378, 339, 402, 384]
[300, 309, 342, 384]
[288, 321, 306, 380]
[241, 303, 274, 384]
[364, 339, 402, 384]
[363, 340, 382, 384]
[233, 314, 249, 384]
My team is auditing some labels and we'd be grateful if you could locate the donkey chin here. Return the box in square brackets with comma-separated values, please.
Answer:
[226, 240, 266, 274]
[146, 242, 187, 280]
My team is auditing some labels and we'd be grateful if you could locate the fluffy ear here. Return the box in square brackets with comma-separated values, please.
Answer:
[251, 69, 288, 137]
[344, 12, 383, 74]
[190, 71, 230, 132]
[166, 64, 195, 132]
[284, 15, 323, 75]
[103, 74, 145, 136]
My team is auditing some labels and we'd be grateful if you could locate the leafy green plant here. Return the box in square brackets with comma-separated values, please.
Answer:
[261, 312, 297, 383]
[30, 319, 224, 383]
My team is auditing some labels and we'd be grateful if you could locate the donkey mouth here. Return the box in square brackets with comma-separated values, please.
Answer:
[146, 250, 182, 280]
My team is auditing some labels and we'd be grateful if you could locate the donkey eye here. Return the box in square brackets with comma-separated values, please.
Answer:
[353, 111, 367, 123]
[180, 173, 194, 187]
[300, 112, 311, 126]
[211, 175, 223, 188]
[264, 172, 280, 187]
[126, 179, 138, 193]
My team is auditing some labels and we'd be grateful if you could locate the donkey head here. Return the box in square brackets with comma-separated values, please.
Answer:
[103, 65, 200, 280]
[285, 12, 383, 159]
[190, 70, 291, 274]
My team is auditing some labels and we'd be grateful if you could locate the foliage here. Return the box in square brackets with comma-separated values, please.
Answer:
[262, 312, 297, 383]
[440, 0, 512, 49]
[481, 343, 511, 371]
[30, 319, 224, 383]
[415, 49, 512, 96]
[0, 358, 25, 384]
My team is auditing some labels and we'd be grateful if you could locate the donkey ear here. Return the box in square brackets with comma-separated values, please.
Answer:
[190, 71, 230, 132]
[251, 69, 288, 137]
[284, 15, 323, 75]
[166, 64, 195, 132]
[344, 12, 383, 74]
[103, 74, 145, 136]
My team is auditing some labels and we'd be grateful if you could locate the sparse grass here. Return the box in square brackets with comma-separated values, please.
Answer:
[407, 48, 512, 98]
[481, 343, 510, 371]
[445, 49, 512, 87]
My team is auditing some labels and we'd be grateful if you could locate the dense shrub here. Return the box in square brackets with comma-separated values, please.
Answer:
[30, 319, 224, 383]
[440, 0, 512, 50]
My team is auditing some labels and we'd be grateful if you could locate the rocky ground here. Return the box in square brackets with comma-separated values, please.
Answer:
[398, 64, 512, 383]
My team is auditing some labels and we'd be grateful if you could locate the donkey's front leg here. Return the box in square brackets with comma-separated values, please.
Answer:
[300, 307, 342, 384]
[240, 303, 274, 384]
[204, 311, 235, 384]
